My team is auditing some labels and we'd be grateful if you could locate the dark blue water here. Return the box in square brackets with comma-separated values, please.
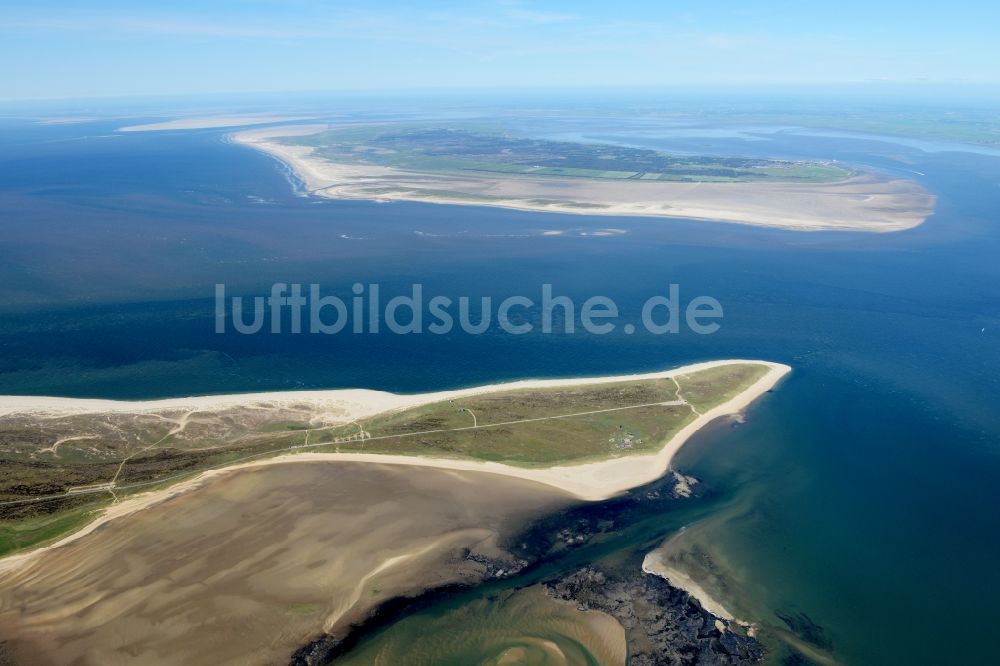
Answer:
[1, 117, 998, 663]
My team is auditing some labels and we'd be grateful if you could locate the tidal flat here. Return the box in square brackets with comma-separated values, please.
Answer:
[0, 462, 573, 666]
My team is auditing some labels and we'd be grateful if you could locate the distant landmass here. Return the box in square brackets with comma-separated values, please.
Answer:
[233, 122, 935, 232]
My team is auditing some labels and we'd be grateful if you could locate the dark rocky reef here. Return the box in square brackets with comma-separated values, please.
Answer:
[545, 566, 764, 665]
[289, 636, 342, 666]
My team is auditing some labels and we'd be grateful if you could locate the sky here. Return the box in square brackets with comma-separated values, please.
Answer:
[1, 0, 998, 102]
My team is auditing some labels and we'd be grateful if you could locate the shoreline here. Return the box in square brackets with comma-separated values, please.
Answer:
[642, 551, 737, 622]
[0, 360, 790, 574]
[0, 358, 785, 418]
[231, 125, 934, 232]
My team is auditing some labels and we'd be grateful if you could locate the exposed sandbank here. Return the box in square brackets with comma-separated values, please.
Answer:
[0, 463, 571, 666]
[642, 550, 737, 621]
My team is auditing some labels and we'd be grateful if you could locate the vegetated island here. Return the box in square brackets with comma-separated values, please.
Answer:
[0, 360, 788, 665]
[231, 123, 935, 231]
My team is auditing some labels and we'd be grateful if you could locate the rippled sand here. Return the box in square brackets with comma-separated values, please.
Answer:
[331, 586, 627, 666]
[0, 462, 572, 665]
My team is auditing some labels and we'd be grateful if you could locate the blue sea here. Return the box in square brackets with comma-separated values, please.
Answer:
[1, 113, 998, 663]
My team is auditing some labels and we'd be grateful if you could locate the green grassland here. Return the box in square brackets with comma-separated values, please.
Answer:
[673, 363, 773, 412]
[283, 125, 852, 183]
[0, 363, 771, 557]
[0, 498, 106, 556]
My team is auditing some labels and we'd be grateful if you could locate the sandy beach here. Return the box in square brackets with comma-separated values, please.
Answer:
[0, 358, 785, 420]
[642, 550, 737, 621]
[231, 125, 935, 232]
[0, 360, 789, 576]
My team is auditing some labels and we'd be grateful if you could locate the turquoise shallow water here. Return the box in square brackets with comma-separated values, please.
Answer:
[0, 116, 998, 663]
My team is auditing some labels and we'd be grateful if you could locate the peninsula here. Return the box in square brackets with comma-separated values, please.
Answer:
[0, 359, 788, 560]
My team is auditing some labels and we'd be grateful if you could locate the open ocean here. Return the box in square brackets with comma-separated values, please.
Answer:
[1, 116, 999, 663]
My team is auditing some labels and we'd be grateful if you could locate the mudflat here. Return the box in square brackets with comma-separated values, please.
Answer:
[0, 462, 572, 666]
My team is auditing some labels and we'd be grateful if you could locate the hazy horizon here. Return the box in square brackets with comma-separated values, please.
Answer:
[2, 1, 999, 102]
